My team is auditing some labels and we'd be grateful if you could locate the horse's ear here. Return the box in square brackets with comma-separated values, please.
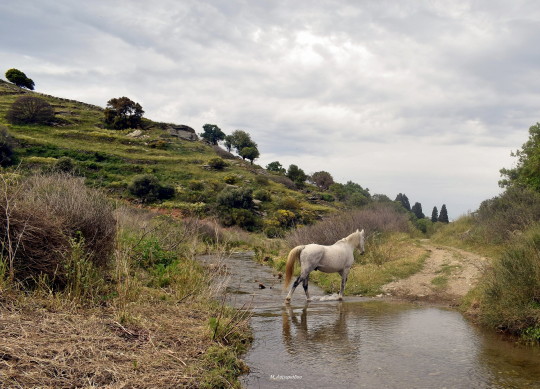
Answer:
[356, 229, 359, 232]
[360, 229, 364, 235]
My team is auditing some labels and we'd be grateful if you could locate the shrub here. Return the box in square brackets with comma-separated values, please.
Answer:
[223, 174, 237, 184]
[187, 180, 205, 191]
[128, 174, 175, 203]
[0, 127, 16, 167]
[103, 96, 144, 130]
[216, 187, 253, 209]
[478, 227, 540, 336]
[253, 189, 272, 202]
[54, 156, 75, 172]
[275, 196, 301, 211]
[286, 203, 410, 246]
[321, 193, 334, 202]
[208, 157, 227, 170]
[475, 187, 540, 242]
[0, 174, 116, 286]
[6, 96, 54, 125]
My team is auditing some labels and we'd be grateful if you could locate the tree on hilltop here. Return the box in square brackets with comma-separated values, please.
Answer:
[431, 206, 439, 222]
[5, 68, 34, 90]
[311, 171, 334, 190]
[411, 202, 425, 219]
[200, 123, 225, 145]
[286, 164, 307, 188]
[395, 193, 411, 211]
[240, 146, 260, 164]
[103, 96, 144, 130]
[438, 204, 449, 223]
[266, 161, 286, 174]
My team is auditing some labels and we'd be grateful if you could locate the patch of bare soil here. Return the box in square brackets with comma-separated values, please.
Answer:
[382, 240, 489, 305]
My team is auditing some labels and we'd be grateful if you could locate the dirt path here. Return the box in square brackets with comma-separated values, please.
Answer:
[382, 240, 489, 305]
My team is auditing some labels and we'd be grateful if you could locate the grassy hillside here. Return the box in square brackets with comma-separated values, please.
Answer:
[0, 79, 345, 234]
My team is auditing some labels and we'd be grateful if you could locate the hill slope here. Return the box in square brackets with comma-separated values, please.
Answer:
[0, 80, 341, 231]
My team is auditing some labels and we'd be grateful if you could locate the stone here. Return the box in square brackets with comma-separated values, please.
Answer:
[166, 124, 198, 141]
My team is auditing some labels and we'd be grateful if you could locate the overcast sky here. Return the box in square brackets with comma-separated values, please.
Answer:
[2, 0, 539, 218]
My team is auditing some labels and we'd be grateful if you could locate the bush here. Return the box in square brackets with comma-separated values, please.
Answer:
[253, 189, 272, 202]
[478, 227, 540, 336]
[0, 127, 16, 167]
[216, 187, 253, 209]
[223, 174, 237, 184]
[103, 96, 144, 130]
[0, 174, 116, 286]
[475, 187, 540, 242]
[286, 203, 410, 246]
[321, 193, 334, 202]
[208, 157, 227, 170]
[6, 96, 54, 125]
[128, 174, 175, 203]
[54, 156, 75, 172]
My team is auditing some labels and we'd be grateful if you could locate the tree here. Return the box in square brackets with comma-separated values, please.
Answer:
[240, 146, 260, 164]
[395, 193, 411, 211]
[311, 171, 334, 190]
[500, 122, 540, 191]
[200, 123, 225, 145]
[286, 164, 307, 188]
[103, 96, 144, 130]
[6, 96, 54, 125]
[224, 135, 233, 152]
[411, 202, 425, 219]
[5, 68, 34, 90]
[431, 206, 439, 223]
[438, 204, 449, 223]
[266, 161, 286, 174]
[228, 130, 257, 154]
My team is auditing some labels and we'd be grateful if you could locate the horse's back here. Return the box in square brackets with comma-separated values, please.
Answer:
[301, 242, 353, 273]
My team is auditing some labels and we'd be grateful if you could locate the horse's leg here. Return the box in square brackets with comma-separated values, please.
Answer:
[285, 276, 301, 302]
[338, 268, 350, 300]
[302, 271, 311, 301]
[286, 269, 312, 302]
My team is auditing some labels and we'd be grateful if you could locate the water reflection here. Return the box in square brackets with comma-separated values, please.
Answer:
[281, 303, 359, 361]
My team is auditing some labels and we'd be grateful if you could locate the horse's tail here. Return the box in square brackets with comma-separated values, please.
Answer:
[284, 245, 305, 289]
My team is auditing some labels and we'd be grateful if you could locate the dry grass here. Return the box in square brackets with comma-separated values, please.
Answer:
[286, 203, 410, 246]
[0, 203, 252, 388]
[0, 296, 235, 388]
[0, 173, 115, 286]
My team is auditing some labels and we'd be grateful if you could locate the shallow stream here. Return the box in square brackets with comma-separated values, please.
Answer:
[201, 252, 540, 388]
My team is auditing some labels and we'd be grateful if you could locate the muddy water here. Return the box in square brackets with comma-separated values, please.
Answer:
[201, 252, 540, 388]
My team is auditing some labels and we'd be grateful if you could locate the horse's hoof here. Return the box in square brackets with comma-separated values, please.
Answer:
[284, 298, 291, 304]
[338, 296, 343, 301]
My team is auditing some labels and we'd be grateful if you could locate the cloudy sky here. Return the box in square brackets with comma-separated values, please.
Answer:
[2, 0, 539, 218]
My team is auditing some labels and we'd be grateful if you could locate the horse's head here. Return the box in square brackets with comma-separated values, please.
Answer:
[357, 229, 365, 255]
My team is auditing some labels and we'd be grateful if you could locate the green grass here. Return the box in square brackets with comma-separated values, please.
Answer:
[0, 80, 340, 226]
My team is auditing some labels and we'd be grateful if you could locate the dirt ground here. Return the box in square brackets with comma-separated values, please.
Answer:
[382, 240, 489, 305]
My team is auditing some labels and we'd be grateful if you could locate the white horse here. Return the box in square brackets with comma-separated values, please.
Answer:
[284, 229, 365, 302]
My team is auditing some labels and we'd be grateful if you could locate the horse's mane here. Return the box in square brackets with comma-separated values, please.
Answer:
[341, 230, 361, 245]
